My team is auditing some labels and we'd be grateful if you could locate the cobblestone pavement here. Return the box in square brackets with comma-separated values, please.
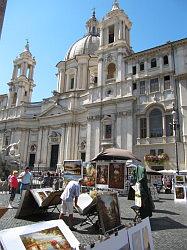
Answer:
[0, 192, 187, 250]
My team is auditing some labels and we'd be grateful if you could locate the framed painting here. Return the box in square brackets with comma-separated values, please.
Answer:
[63, 160, 82, 185]
[127, 217, 154, 250]
[30, 188, 53, 207]
[96, 164, 109, 188]
[0, 220, 80, 250]
[83, 162, 96, 187]
[174, 185, 186, 202]
[97, 192, 121, 234]
[175, 175, 185, 184]
[109, 163, 124, 189]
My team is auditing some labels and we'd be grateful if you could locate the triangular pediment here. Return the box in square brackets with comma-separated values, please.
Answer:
[39, 104, 69, 117]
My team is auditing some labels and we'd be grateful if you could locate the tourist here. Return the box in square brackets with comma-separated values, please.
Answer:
[59, 178, 83, 230]
[8, 170, 19, 208]
[42, 171, 53, 187]
[19, 167, 33, 196]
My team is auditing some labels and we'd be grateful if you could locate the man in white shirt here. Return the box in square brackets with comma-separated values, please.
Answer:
[19, 167, 33, 195]
[59, 178, 83, 230]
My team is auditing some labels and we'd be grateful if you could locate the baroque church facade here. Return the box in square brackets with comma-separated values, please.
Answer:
[0, 1, 187, 171]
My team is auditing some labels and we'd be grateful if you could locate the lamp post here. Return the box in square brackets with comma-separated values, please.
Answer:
[172, 103, 180, 174]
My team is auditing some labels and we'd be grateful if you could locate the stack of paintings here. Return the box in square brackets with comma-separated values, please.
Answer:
[174, 175, 187, 203]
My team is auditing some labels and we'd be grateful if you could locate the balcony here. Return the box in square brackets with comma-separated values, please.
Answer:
[137, 136, 175, 145]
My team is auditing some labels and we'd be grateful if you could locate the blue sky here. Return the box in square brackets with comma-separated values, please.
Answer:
[0, 0, 186, 102]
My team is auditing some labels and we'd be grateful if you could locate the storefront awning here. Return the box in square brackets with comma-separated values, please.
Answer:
[91, 148, 140, 161]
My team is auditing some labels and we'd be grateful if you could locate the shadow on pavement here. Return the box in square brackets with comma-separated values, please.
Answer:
[153, 209, 179, 215]
[150, 216, 187, 231]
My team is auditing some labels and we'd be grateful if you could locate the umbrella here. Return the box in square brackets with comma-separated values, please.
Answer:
[145, 166, 162, 175]
[158, 169, 176, 175]
[91, 148, 140, 161]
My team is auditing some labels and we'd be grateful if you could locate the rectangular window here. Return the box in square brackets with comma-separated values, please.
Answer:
[150, 149, 156, 156]
[94, 76, 98, 83]
[150, 78, 159, 93]
[140, 81, 145, 94]
[140, 62, 144, 71]
[151, 58, 157, 68]
[132, 66, 136, 75]
[163, 55, 169, 65]
[105, 124, 112, 139]
[140, 118, 147, 138]
[108, 25, 114, 44]
[158, 149, 164, 155]
[165, 115, 173, 136]
[70, 78, 74, 89]
[164, 75, 170, 90]
[133, 82, 137, 91]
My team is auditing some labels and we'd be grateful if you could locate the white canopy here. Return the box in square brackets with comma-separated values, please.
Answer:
[158, 169, 177, 175]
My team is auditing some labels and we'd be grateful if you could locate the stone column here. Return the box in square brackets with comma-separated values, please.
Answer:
[35, 129, 43, 164]
[82, 64, 87, 89]
[100, 28, 104, 46]
[16, 87, 23, 106]
[12, 65, 18, 80]
[116, 114, 122, 148]
[77, 64, 82, 89]
[118, 21, 123, 40]
[22, 130, 29, 164]
[74, 124, 79, 159]
[86, 119, 92, 161]
[41, 128, 49, 164]
[58, 69, 65, 93]
[117, 52, 123, 82]
[146, 115, 150, 138]
[98, 57, 103, 86]
[22, 62, 27, 76]
[64, 124, 72, 160]
[58, 127, 65, 165]
[29, 66, 33, 80]
[93, 119, 100, 158]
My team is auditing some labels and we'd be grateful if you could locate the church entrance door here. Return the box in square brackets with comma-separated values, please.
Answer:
[50, 144, 59, 171]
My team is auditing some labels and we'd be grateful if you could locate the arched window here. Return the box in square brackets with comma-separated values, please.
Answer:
[107, 63, 116, 79]
[149, 109, 163, 137]
[163, 55, 169, 65]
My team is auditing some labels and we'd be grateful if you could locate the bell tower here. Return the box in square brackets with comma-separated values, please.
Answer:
[98, 0, 132, 85]
[7, 41, 36, 108]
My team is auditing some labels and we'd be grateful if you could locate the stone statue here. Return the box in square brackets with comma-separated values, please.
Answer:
[6, 140, 20, 159]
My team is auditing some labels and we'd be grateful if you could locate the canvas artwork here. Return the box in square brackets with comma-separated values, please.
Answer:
[109, 163, 124, 189]
[132, 230, 142, 250]
[63, 160, 82, 185]
[175, 175, 185, 184]
[20, 226, 72, 250]
[142, 226, 151, 250]
[96, 164, 109, 185]
[127, 217, 154, 250]
[83, 162, 96, 187]
[0, 220, 80, 250]
[30, 188, 54, 207]
[174, 185, 186, 202]
[97, 192, 121, 234]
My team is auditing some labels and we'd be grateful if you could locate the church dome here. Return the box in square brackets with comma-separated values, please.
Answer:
[65, 10, 100, 60]
[65, 35, 100, 60]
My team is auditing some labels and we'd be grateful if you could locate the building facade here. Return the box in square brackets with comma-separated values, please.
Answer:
[0, 1, 187, 171]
